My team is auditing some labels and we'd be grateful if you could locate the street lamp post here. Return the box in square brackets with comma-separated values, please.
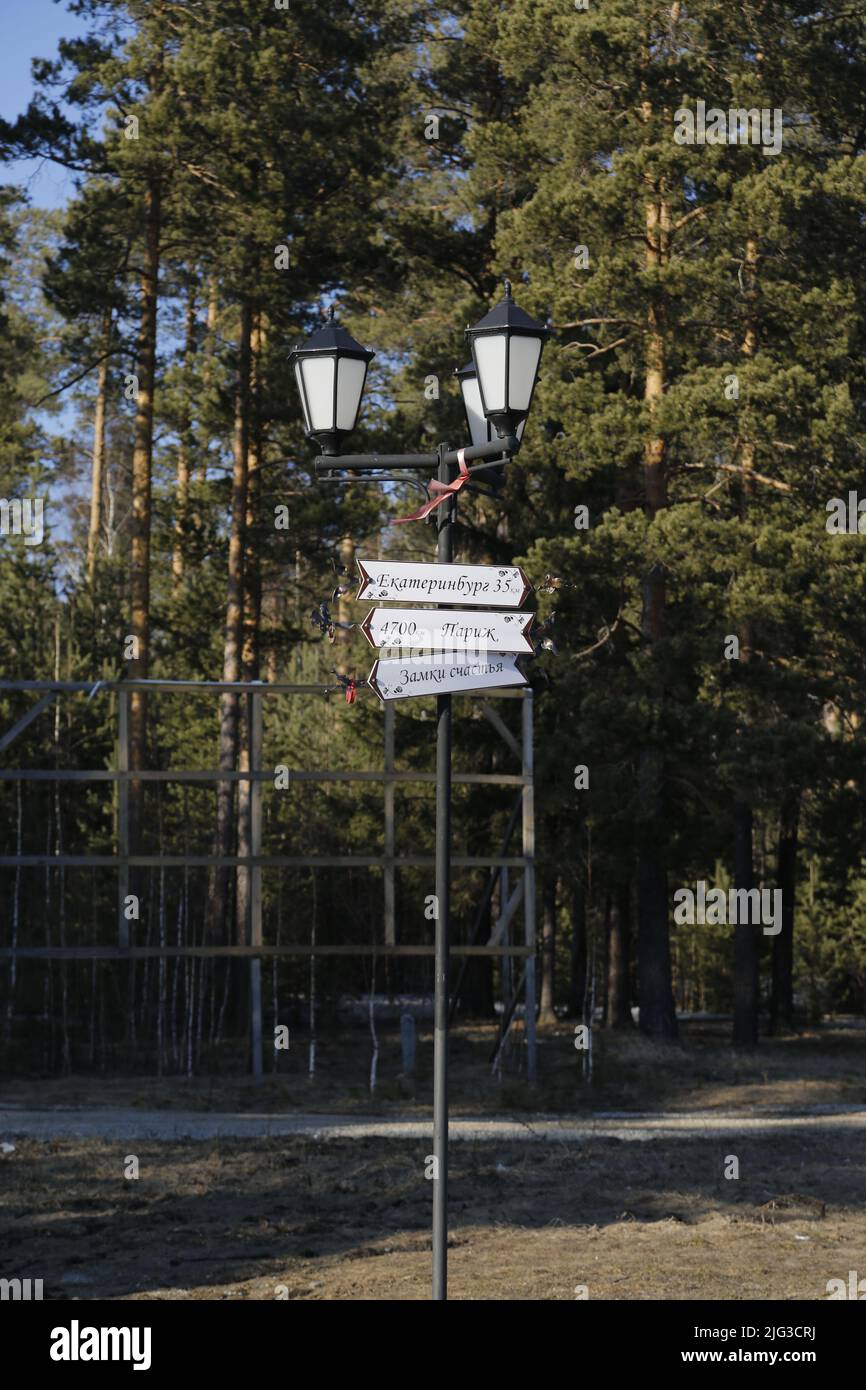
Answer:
[291, 284, 548, 1301]
[433, 441, 452, 1302]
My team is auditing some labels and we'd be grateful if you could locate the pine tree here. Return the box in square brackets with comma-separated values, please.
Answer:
[453, 0, 866, 1038]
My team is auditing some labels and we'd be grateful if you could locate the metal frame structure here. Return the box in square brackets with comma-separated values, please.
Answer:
[0, 676, 537, 1081]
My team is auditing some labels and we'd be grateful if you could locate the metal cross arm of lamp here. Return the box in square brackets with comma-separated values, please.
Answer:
[311, 435, 521, 476]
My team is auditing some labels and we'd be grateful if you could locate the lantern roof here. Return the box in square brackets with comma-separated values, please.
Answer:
[465, 281, 549, 339]
[290, 306, 374, 361]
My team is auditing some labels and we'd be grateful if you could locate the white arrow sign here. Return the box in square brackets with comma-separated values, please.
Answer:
[360, 607, 534, 653]
[356, 559, 531, 609]
[368, 652, 527, 702]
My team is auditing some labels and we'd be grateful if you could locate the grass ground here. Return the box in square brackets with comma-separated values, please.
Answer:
[2, 1020, 864, 1300]
[2, 1130, 862, 1300]
[2, 1017, 866, 1116]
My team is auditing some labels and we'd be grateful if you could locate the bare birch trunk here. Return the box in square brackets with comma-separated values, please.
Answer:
[309, 869, 317, 1082]
[368, 972, 379, 1095]
[4, 780, 22, 1045]
[44, 813, 53, 1071]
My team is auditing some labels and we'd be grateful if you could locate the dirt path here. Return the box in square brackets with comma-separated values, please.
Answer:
[2, 1104, 864, 1142]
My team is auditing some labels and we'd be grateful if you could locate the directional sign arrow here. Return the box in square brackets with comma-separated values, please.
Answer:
[367, 652, 527, 702]
[356, 559, 531, 609]
[360, 607, 534, 654]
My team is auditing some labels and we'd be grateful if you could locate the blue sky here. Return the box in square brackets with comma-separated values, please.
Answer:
[0, 0, 88, 208]
[1, 1, 93, 547]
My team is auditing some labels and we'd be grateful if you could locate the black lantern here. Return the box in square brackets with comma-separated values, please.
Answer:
[289, 306, 374, 456]
[464, 280, 548, 439]
[455, 362, 526, 450]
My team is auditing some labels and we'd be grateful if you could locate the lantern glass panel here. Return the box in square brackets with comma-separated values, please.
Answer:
[474, 334, 507, 413]
[508, 335, 543, 412]
[301, 355, 337, 432]
[461, 371, 489, 448]
[293, 362, 312, 433]
[335, 355, 367, 432]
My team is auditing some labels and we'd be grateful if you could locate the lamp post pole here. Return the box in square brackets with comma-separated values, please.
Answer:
[433, 442, 453, 1300]
[295, 281, 549, 1302]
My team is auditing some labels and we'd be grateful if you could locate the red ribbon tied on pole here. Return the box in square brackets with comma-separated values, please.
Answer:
[389, 450, 470, 525]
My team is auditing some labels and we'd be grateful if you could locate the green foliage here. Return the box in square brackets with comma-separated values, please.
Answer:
[2, 1, 866, 1069]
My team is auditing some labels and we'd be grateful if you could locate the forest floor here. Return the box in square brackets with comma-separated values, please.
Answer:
[2, 1020, 865, 1300]
[3, 1015, 866, 1115]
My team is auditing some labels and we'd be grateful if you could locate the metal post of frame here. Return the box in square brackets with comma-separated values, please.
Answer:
[501, 863, 511, 1018]
[117, 687, 130, 950]
[384, 701, 396, 947]
[433, 441, 453, 1301]
[522, 688, 537, 1085]
[249, 688, 264, 1079]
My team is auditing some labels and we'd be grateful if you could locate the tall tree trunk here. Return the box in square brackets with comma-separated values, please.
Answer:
[607, 880, 632, 1028]
[771, 793, 800, 1033]
[600, 894, 611, 1023]
[538, 873, 558, 1026]
[86, 308, 112, 582]
[636, 173, 678, 1040]
[334, 531, 356, 677]
[732, 802, 759, 1046]
[806, 859, 821, 1024]
[732, 236, 760, 1048]
[129, 178, 161, 855]
[205, 298, 252, 947]
[569, 873, 587, 1018]
[172, 286, 196, 587]
[237, 311, 264, 945]
[199, 276, 219, 484]
[466, 890, 495, 1016]
[242, 311, 264, 681]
